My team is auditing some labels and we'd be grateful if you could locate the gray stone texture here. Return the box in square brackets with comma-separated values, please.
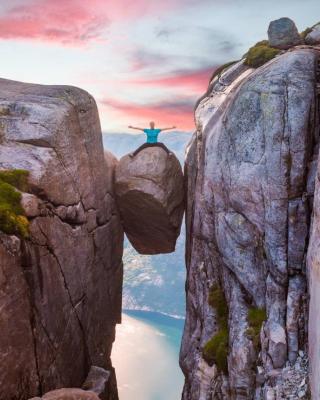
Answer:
[0, 78, 123, 399]
[115, 147, 184, 254]
[268, 17, 302, 49]
[180, 48, 318, 399]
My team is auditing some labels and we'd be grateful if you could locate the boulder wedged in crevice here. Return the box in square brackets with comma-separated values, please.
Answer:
[115, 146, 184, 254]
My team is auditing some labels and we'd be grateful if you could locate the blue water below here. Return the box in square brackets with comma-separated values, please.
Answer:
[112, 310, 185, 400]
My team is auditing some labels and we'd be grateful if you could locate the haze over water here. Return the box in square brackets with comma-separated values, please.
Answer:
[112, 311, 184, 400]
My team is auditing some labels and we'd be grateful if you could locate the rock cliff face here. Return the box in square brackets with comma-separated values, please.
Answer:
[0, 78, 123, 399]
[115, 147, 184, 254]
[180, 46, 320, 399]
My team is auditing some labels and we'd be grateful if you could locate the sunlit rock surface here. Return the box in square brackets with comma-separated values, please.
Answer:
[181, 47, 319, 399]
[115, 146, 184, 254]
[0, 78, 123, 399]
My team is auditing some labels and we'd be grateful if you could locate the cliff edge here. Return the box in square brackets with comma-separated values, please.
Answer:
[0, 78, 123, 399]
[181, 18, 320, 399]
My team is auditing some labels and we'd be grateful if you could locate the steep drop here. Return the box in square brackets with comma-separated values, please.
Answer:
[180, 46, 319, 399]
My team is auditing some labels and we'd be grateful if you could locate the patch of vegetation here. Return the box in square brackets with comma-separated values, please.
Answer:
[0, 170, 29, 238]
[246, 307, 267, 350]
[203, 285, 229, 373]
[244, 41, 280, 68]
[0, 169, 29, 191]
[203, 328, 229, 373]
[210, 60, 239, 83]
[208, 285, 228, 325]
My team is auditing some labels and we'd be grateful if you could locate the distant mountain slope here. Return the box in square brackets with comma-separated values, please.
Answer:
[103, 132, 191, 317]
[103, 131, 192, 163]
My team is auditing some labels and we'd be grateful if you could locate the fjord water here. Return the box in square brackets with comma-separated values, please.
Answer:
[112, 310, 184, 400]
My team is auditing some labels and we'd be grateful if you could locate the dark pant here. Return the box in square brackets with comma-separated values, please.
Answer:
[131, 142, 171, 157]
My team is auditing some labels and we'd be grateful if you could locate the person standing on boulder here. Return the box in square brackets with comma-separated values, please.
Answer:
[128, 121, 176, 157]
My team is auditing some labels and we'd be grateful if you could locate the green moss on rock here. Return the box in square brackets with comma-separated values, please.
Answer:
[203, 285, 229, 373]
[0, 170, 29, 238]
[244, 42, 280, 68]
[203, 328, 229, 373]
[246, 307, 267, 350]
[0, 169, 29, 192]
[208, 285, 228, 328]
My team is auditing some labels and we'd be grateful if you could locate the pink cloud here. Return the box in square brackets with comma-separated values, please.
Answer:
[0, 0, 192, 44]
[101, 98, 195, 131]
[0, 0, 109, 44]
[126, 67, 215, 93]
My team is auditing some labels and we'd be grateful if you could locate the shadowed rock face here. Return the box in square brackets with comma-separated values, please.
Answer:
[181, 48, 319, 399]
[0, 78, 123, 399]
[115, 147, 184, 254]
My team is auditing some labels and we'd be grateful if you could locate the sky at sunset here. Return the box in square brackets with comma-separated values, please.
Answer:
[0, 0, 319, 133]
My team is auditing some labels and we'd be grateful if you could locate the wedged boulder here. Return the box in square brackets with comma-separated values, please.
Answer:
[268, 17, 302, 49]
[115, 146, 184, 254]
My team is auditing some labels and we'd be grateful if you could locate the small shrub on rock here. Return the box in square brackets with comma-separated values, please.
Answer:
[203, 285, 229, 373]
[244, 42, 280, 68]
[246, 307, 267, 350]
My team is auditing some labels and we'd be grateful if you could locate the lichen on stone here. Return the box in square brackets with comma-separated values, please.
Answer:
[0, 169, 29, 237]
[244, 41, 280, 68]
[203, 285, 229, 373]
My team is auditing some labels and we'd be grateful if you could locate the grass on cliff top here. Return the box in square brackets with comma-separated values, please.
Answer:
[246, 307, 267, 350]
[0, 170, 29, 238]
[203, 285, 229, 373]
[244, 40, 280, 68]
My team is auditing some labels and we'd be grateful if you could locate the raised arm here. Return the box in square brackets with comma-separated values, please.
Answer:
[128, 125, 145, 131]
[160, 126, 176, 132]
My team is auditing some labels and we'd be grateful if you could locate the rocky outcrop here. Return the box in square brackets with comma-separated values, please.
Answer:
[180, 45, 319, 399]
[30, 388, 100, 400]
[268, 17, 302, 49]
[0, 78, 123, 399]
[82, 366, 117, 400]
[115, 147, 184, 254]
[305, 23, 320, 45]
